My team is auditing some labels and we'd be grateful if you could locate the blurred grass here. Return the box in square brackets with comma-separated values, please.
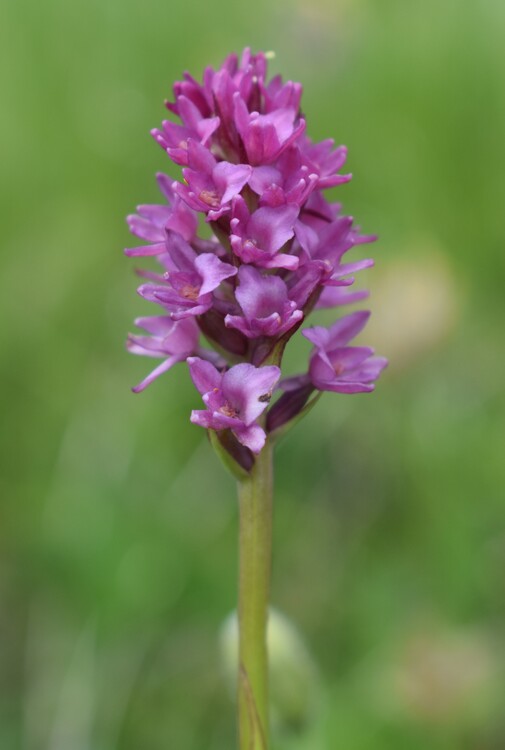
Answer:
[1, 0, 504, 748]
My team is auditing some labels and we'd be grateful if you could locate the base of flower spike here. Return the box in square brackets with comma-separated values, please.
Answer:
[208, 428, 254, 477]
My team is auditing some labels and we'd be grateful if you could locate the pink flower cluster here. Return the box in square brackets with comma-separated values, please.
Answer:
[126, 49, 387, 456]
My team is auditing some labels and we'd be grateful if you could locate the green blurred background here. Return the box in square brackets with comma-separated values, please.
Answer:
[1, 0, 504, 748]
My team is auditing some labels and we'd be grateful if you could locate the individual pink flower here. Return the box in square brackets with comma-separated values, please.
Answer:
[224, 265, 303, 339]
[138, 250, 237, 320]
[127, 316, 199, 393]
[173, 140, 252, 220]
[229, 196, 299, 270]
[188, 358, 281, 453]
[303, 312, 388, 393]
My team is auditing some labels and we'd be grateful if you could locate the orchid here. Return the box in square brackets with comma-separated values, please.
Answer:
[125, 48, 386, 750]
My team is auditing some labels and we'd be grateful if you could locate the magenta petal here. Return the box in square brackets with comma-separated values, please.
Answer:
[156, 172, 176, 202]
[230, 194, 250, 225]
[303, 311, 370, 350]
[187, 357, 221, 394]
[222, 364, 281, 425]
[165, 196, 199, 241]
[132, 315, 172, 335]
[133, 315, 193, 341]
[288, 263, 324, 307]
[263, 108, 296, 143]
[171, 301, 211, 320]
[197, 116, 221, 144]
[186, 138, 217, 173]
[249, 166, 282, 195]
[159, 120, 191, 148]
[233, 92, 251, 135]
[190, 409, 217, 429]
[177, 95, 206, 129]
[127, 215, 165, 242]
[326, 346, 375, 371]
[132, 354, 182, 393]
[180, 168, 215, 201]
[162, 317, 200, 349]
[316, 287, 370, 309]
[248, 205, 299, 253]
[213, 162, 252, 204]
[251, 122, 278, 163]
[194, 253, 237, 296]
[281, 117, 306, 152]
[124, 243, 166, 257]
[137, 283, 181, 307]
[314, 380, 375, 394]
[262, 253, 299, 271]
[136, 205, 171, 227]
[225, 310, 301, 339]
[195, 410, 240, 431]
[235, 265, 288, 319]
[318, 173, 352, 189]
[347, 356, 388, 383]
[326, 311, 371, 347]
[173, 181, 209, 212]
[165, 233, 198, 273]
[308, 341, 385, 394]
[127, 334, 167, 358]
[302, 326, 330, 350]
[294, 220, 319, 257]
[326, 258, 374, 284]
[279, 374, 312, 392]
[235, 423, 266, 453]
[223, 314, 253, 338]
[308, 352, 336, 384]
[213, 70, 239, 136]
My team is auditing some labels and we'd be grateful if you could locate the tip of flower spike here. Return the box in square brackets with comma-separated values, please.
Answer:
[265, 50, 276, 60]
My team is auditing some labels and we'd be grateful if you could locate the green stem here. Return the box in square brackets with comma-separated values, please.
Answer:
[237, 440, 273, 750]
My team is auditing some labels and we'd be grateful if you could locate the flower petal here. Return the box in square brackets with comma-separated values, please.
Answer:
[132, 354, 182, 393]
[235, 423, 266, 453]
[194, 253, 237, 296]
[222, 364, 281, 425]
[248, 205, 299, 253]
[187, 357, 221, 394]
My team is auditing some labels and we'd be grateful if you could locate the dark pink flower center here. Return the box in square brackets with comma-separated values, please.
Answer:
[219, 402, 239, 418]
[180, 284, 200, 300]
[199, 189, 221, 208]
